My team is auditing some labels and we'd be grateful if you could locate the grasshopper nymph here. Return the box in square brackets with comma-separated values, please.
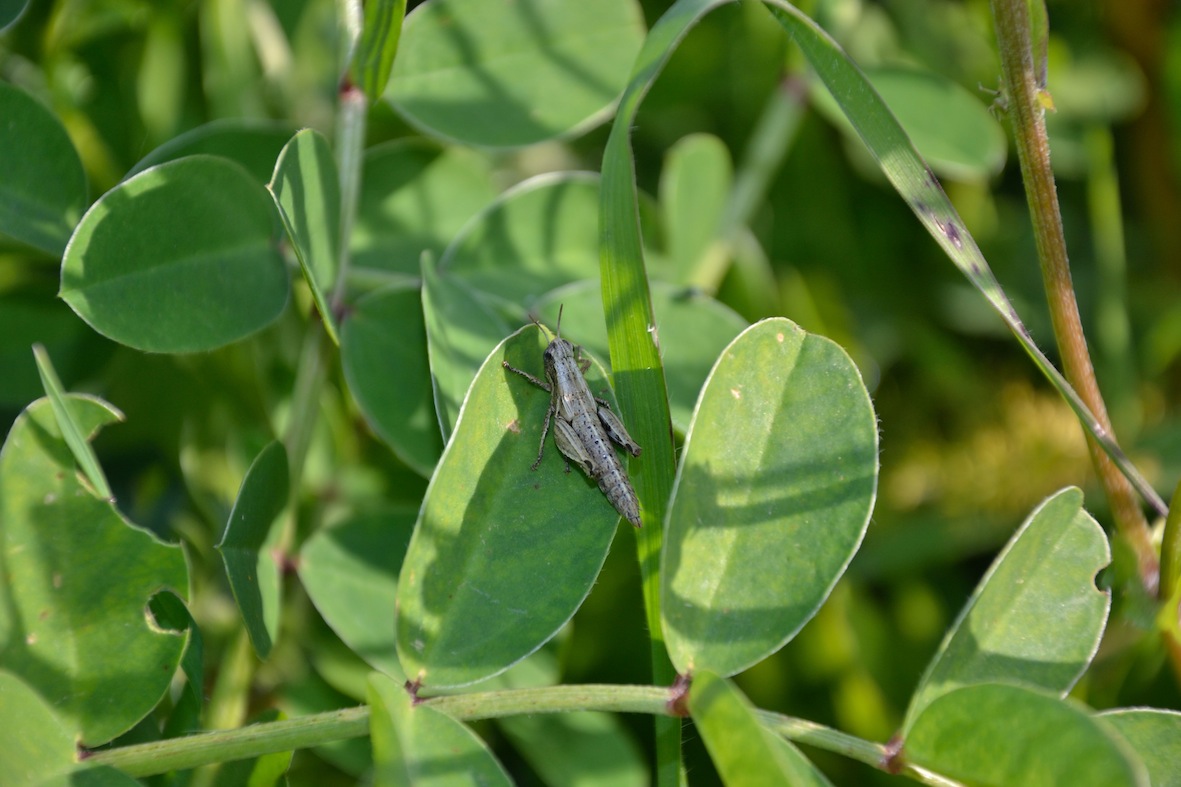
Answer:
[502, 308, 643, 527]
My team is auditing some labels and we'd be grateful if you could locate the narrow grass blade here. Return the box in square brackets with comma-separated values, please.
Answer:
[765, 5, 1165, 516]
[33, 343, 114, 500]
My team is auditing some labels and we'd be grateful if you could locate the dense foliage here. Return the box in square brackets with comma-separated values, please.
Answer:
[1, 0, 1180, 785]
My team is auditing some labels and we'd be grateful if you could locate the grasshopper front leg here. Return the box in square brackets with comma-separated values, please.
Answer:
[503, 360, 557, 470]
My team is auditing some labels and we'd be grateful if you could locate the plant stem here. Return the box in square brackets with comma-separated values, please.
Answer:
[87, 684, 936, 782]
[990, 0, 1158, 591]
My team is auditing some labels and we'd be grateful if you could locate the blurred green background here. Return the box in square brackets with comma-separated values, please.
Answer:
[2, 0, 1180, 783]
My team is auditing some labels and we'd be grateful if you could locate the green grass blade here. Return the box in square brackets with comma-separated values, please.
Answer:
[32, 343, 115, 500]
[600, 2, 734, 781]
[765, 4, 1165, 516]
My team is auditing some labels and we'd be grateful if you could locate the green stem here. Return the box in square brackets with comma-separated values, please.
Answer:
[87, 684, 938, 783]
[758, 712, 965, 787]
[990, 0, 1158, 592]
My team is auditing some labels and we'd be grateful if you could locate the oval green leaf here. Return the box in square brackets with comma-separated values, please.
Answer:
[0, 82, 87, 255]
[341, 284, 443, 476]
[369, 673, 511, 787]
[662, 317, 878, 676]
[396, 326, 623, 688]
[0, 396, 189, 745]
[660, 133, 732, 284]
[351, 140, 496, 279]
[269, 129, 341, 343]
[216, 440, 289, 659]
[1101, 708, 1181, 787]
[902, 487, 1111, 732]
[388, 0, 645, 147]
[904, 684, 1146, 787]
[689, 670, 834, 787]
[61, 155, 288, 353]
[299, 507, 416, 679]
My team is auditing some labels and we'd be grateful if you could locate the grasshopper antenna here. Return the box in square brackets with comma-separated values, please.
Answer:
[555, 304, 564, 339]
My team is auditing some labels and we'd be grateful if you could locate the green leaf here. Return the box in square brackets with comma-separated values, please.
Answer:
[0, 396, 189, 745]
[352, 0, 407, 102]
[441, 173, 609, 306]
[903, 487, 1111, 732]
[660, 133, 732, 284]
[0, 82, 87, 255]
[61, 155, 289, 353]
[351, 140, 496, 279]
[1101, 708, 1181, 787]
[388, 0, 646, 147]
[299, 507, 415, 679]
[421, 256, 510, 440]
[341, 284, 443, 476]
[33, 344, 113, 500]
[268, 128, 341, 344]
[811, 67, 1007, 181]
[127, 120, 295, 183]
[0, 670, 76, 787]
[216, 440, 289, 659]
[662, 318, 878, 676]
[368, 673, 511, 787]
[689, 670, 834, 787]
[396, 326, 622, 688]
[903, 684, 1146, 787]
[533, 282, 747, 433]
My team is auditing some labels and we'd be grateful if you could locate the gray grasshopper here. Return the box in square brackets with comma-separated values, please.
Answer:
[502, 308, 643, 527]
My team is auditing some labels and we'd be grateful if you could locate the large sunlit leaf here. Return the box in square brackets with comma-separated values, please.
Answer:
[269, 128, 341, 344]
[61, 155, 288, 353]
[216, 440, 288, 659]
[0, 82, 87, 255]
[396, 326, 623, 688]
[369, 673, 511, 787]
[662, 318, 877, 676]
[689, 670, 834, 786]
[299, 507, 415, 679]
[388, 0, 645, 147]
[341, 284, 443, 476]
[0, 396, 188, 745]
[904, 684, 1146, 787]
[902, 487, 1111, 732]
